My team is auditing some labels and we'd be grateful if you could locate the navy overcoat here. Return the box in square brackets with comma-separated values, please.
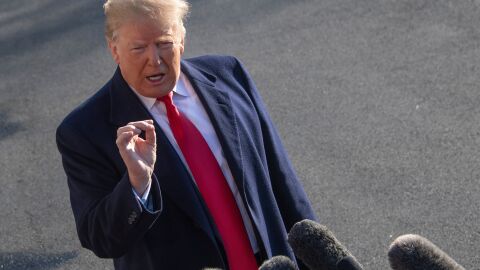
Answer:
[57, 55, 316, 269]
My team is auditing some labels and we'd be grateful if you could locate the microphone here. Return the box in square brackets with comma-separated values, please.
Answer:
[388, 234, 465, 270]
[287, 219, 364, 270]
[337, 256, 364, 270]
[259, 255, 298, 270]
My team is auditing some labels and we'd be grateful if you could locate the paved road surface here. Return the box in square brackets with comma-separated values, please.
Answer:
[1, 0, 479, 269]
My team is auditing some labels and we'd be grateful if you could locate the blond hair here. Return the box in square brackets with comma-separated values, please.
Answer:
[103, 0, 189, 41]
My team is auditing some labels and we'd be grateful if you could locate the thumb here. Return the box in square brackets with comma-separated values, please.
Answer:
[145, 123, 156, 146]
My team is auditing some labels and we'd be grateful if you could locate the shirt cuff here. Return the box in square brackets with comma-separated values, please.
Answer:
[132, 181, 152, 210]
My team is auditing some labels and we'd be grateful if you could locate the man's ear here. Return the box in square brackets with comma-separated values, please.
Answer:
[179, 37, 185, 55]
[108, 39, 120, 64]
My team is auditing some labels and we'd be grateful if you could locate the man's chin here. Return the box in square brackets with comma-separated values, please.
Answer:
[137, 87, 172, 98]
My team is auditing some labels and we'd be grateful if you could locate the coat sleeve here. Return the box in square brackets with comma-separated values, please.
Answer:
[232, 57, 317, 231]
[56, 121, 163, 258]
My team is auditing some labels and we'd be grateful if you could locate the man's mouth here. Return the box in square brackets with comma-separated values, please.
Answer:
[146, 73, 165, 82]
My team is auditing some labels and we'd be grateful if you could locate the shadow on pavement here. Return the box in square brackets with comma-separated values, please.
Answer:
[0, 0, 104, 58]
[0, 251, 78, 270]
[0, 110, 24, 141]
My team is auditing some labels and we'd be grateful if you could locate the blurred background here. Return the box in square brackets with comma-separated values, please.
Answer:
[0, 0, 479, 269]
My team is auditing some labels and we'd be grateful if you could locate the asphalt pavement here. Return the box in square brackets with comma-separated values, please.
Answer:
[1, 0, 479, 269]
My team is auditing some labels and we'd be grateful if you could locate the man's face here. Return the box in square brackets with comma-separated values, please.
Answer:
[108, 17, 184, 98]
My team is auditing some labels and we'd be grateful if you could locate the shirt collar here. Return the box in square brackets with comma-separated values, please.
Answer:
[129, 72, 189, 110]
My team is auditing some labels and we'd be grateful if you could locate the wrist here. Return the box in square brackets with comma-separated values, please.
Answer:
[130, 174, 152, 196]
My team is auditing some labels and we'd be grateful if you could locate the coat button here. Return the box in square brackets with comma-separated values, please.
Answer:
[128, 211, 138, 225]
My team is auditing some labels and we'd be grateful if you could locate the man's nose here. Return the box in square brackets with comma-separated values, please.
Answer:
[148, 46, 161, 66]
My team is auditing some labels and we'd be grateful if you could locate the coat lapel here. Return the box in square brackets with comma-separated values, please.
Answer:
[108, 68, 217, 241]
[181, 61, 246, 193]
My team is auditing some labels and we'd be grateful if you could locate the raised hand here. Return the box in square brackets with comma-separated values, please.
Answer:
[116, 120, 156, 195]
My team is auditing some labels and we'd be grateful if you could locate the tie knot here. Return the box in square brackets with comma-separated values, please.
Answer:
[157, 91, 174, 105]
[158, 91, 179, 117]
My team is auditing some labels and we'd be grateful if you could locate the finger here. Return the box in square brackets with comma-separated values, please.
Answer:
[117, 125, 141, 137]
[145, 123, 156, 145]
[116, 131, 136, 147]
[126, 120, 154, 131]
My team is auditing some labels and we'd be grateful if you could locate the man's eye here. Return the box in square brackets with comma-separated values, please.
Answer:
[158, 42, 173, 49]
[132, 46, 145, 51]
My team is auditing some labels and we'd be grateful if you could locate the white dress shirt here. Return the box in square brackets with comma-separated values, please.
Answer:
[130, 73, 259, 252]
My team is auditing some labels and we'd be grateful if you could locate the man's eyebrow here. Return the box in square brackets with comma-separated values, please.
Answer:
[159, 28, 174, 35]
[156, 35, 175, 42]
[128, 41, 147, 47]
[130, 40, 147, 44]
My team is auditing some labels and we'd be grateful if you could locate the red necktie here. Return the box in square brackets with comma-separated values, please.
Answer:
[158, 92, 258, 270]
